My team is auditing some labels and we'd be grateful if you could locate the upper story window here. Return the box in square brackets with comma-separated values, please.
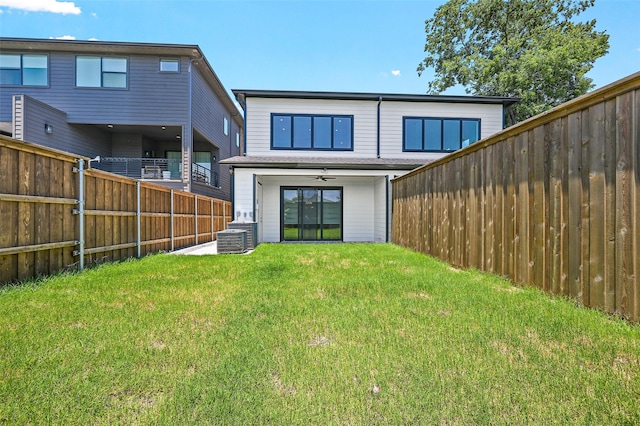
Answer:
[160, 58, 179, 72]
[271, 114, 353, 150]
[76, 56, 127, 88]
[235, 132, 240, 147]
[223, 117, 229, 136]
[0, 54, 48, 86]
[403, 117, 480, 152]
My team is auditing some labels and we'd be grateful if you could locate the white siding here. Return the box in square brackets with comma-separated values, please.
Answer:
[245, 97, 505, 160]
[379, 101, 504, 159]
[373, 176, 388, 242]
[246, 97, 378, 158]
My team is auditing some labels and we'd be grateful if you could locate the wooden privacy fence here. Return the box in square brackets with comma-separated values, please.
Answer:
[0, 136, 232, 284]
[392, 72, 640, 321]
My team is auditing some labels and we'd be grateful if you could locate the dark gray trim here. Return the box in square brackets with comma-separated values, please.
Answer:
[376, 96, 381, 158]
[233, 89, 519, 106]
[385, 175, 390, 243]
[252, 173, 256, 224]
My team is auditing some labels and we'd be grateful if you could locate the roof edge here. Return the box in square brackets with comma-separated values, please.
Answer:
[232, 89, 519, 106]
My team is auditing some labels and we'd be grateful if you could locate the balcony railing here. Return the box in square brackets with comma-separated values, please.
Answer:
[96, 157, 218, 187]
[192, 162, 219, 187]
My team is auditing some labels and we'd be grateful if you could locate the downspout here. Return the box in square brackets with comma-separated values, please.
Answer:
[230, 165, 235, 219]
[239, 97, 247, 156]
[186, 57, 198, 192]
[376, 96, 382, 158]
[386, 175, 390, 242]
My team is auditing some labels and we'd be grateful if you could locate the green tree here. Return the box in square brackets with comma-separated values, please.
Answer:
[417, 0, 609, 124]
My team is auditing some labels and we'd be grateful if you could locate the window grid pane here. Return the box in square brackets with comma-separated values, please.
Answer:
[0, 54, 20, 69]
[293, 116, 312, 148]
[273, 115, 292, 148]
[333, 117, 352, 149]
[313, 117, 332, 148]
[76, 56, 101, 87]
[404, 119, 423, 150]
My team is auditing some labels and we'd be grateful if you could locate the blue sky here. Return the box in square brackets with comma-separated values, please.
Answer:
[0, 0, 638, 98]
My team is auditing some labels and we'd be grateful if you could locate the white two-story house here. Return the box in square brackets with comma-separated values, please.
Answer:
[222, 90, 517, 243]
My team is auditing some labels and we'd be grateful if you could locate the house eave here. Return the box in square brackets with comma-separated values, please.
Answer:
[220, 156, 428, 170]
[232, 89, 519, 107]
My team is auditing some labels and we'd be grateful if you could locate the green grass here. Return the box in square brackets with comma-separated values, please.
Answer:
[1, 244, 638, 424]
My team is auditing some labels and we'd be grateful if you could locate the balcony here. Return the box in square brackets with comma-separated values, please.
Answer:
[96, 157, 218, 187]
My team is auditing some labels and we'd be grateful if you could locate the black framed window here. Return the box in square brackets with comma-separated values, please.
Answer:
[0, 54, 48, 86]
[403, 117, 480, 152]
[76, 56, 127, 88]
[271, 114, 353, 150]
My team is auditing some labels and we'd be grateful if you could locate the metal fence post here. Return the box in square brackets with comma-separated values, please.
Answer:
[136, 181, 141, 258]
[76, 158, 85, 270]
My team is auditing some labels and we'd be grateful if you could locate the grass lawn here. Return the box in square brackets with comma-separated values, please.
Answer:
[1, 244, 639, 424]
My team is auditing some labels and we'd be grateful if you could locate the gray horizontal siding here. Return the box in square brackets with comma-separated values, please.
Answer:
[20, 95, 111, 157]
[0, 51, 191, 125]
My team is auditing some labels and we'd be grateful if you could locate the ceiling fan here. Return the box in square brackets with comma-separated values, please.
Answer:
[309, 175, 336, 182]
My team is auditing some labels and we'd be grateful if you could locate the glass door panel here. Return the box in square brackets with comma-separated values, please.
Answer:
[282, 189, 300, 241]
[302, 189, 320, 240]
[322, 189, 341, 240]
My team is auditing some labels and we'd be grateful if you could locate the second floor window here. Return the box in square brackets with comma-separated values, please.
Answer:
[0, 54, 48, 86]
[76, 56, 127, 88]
[403, 117, 480, 152]
[272, 114, 353, 150]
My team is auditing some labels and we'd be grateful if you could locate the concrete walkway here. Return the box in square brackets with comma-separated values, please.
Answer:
[169, 240, 254, 256]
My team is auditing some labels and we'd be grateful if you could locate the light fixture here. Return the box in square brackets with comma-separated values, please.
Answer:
[107, 124, 114, 128]
[161, 126, 166, 130]
[176, 135, 181, 139]
[44, 124, 53, 134]
[212, 155, 216, 162]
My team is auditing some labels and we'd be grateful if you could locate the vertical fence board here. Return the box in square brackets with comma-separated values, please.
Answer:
[615, 92, 633, 317]
[484, 144, 495, 273]
[567, 111, 583, 299]
[580, 108, 591, 306]
[604, 99, 617, 311]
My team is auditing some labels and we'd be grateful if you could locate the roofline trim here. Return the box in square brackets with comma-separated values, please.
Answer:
[232, 89, 519, 107]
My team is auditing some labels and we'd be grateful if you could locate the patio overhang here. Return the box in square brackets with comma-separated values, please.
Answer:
[220, 155, 429, 170]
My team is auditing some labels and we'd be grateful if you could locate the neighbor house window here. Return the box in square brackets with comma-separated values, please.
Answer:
[223, 117, 229, 136]
[271, 114, 353, 150]
[403, 117, 480, 152]
[235, 132, 240, 147]
[159, 58, 179, 72]
[76, 56, 127, 88]
[0, 54, 48, 86]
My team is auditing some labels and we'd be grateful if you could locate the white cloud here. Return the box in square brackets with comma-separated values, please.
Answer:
[391, 70, 401, 77]
[88, 37, 99, 41]
[0, 0, 81, 15]
[50, 35, 76, 40]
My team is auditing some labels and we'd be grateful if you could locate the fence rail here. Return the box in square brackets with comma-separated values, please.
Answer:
[0, 136, 232, 284]
[392, 72, 640, 321]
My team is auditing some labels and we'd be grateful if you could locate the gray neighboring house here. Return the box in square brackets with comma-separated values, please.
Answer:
[0, 37, 243, 199]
